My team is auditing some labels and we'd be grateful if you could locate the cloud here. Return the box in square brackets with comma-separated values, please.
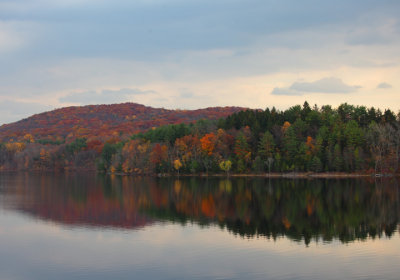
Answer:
[0, 100, 53, 125]
[377, 82, 392, 89]
[271, 77, 360, 96]
[1, 0, 399, 62]
[178, 89, 196, 99]
[271, 87, 303, 96]
[59, 88, 156, 105]
[290, 77, 361, 93]
[0, 0, 399, 124]
[0, 21, 38, 54]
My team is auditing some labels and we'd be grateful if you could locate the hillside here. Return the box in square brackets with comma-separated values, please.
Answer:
[0, 103, 244, 142]
[0, 102, 398, 174]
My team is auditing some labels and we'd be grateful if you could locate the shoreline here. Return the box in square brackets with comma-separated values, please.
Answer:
[1, 170, 397, 179]
[170, 172, 395, 179]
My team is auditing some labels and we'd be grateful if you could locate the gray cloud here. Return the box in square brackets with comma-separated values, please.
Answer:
[1, 1, 399, 62]
[59, 88, 156, 105]
[290, 77, 360, 93]
[377, 82, 392, 89]
[271, 88, 303, 96]
[0, 100, 53, 125]
[179, 89, 195, 99]
[0, 0, 399, 123]
[271, 77, 360, 96]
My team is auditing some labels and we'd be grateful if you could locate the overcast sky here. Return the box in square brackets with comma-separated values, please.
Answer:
[0, 0, 399, 124]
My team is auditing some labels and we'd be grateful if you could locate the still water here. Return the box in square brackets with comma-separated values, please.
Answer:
[0, 173, 399, 280]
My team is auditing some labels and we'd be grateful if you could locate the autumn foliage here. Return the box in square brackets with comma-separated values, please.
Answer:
[200, 133, 215, 155]
[0, 102, 243, 143]
[0, 102, 399, 175]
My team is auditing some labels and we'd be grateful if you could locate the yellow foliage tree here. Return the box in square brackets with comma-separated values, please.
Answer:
[219, 160, 232, 176]
[173, 159, 183, 176]
[23, 133, 35, 143]
[5, 142, 26, 153]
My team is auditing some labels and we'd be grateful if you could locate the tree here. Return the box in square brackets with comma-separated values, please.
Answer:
[174, 135, 201, 165]
[332, 144, 343, 171]
[151, 144, 168, 172]
[100, 142, 120, 172]
[174, 159, 182, 176]
[215, 129, 234, 159]
[367, 123, 388, 174]
[344, 120, 364, 147]
[252, 156, 264, 173]
[266, 157, 274, 174]
[354, 147, 364, 171]
[39, 148, 51, 169]
[304, 136, 316, 167]
[200, 133, 216, 174]
[258, 131, 275, 159]
[234, 132, 251, 171]
[200, 133, 215, 156]
[282, 126, 298, 170]
[23, 133, 35, 143]
[309, 156, 322, 172]
[120, 139, 151, 174]
[66, 138, 87, 155]
[388, 123, 400, 172]
[219, 160, 232, 176]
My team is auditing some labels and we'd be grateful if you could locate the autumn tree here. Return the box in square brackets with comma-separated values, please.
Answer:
[173, 159, 182, 176]
[120, 139, 151, 174]
[219, 160, 232, 176]
[200, 133, 215, 156]
[151, 144, 169, 172]
[214, 129, 234, 159]
[23, 133, 35, 143]
[200, 133, 216, 174]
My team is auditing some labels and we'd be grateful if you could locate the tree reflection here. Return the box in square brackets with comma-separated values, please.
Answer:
[2, 173, 399, 245]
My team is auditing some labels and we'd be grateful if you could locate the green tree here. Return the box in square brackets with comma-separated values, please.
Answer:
[252, 156, 264, 173]
[309, 156, 322, 172]
[282, 126, 298, 169]
[258, 131, 275, 159]
[234, 133, 251, 169]
[333, 144, 343, 171]
[99, 142, 122, 172]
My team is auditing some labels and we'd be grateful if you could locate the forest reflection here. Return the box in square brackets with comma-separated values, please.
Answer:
[2, 173, 399, 245]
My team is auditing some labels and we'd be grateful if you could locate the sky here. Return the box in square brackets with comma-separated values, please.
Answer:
[0, 0, 399, 125]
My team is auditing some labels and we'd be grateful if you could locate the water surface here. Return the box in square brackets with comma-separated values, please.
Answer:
[0, 173, 399, 279]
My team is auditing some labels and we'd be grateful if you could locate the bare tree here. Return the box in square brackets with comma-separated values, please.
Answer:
[367, 123, 389, 174]
[387, 122, 400, 173]
[265, 157, 274, 174]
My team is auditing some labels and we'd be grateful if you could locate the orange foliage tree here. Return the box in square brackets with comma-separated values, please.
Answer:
[200, 133, 215, 156]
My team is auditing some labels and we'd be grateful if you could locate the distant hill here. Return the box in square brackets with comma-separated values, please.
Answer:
[0, 103, 244, 142]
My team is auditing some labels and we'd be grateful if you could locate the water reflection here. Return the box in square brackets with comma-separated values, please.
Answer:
[1, 173, 399, 245]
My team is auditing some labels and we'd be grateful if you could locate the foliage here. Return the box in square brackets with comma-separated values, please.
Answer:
[0, 102, 399, 174]
[0, 103, 240, 143]
[66, 138, 87, 155]
[219, 160, 232, 175]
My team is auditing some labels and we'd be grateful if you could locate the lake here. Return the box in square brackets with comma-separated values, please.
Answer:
[0, 173, 399, 280]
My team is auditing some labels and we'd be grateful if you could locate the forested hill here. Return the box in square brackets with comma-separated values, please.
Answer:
[0, 103, 244, 142]
[0, 102, 399, 174]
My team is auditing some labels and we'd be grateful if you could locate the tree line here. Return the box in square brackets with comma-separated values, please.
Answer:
[0, 102, 399, 175]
